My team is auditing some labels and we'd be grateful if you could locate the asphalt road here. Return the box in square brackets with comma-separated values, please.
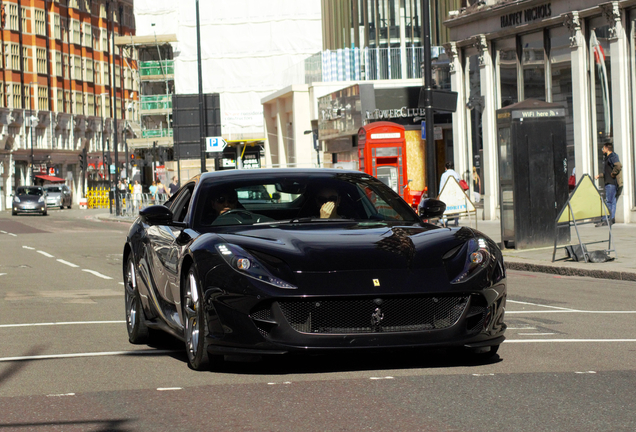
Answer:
[0, 209, 635, 432]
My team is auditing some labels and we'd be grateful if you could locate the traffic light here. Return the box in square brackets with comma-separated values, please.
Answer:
[78, 153, 85, 171]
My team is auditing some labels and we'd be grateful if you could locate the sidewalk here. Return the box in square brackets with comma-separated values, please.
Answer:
[99, 209, 636, 282]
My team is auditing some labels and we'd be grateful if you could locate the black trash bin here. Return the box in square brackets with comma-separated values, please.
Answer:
[496, 99, 570, 249]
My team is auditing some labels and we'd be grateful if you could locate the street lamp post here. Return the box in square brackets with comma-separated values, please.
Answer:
[30, 115, 38, 185]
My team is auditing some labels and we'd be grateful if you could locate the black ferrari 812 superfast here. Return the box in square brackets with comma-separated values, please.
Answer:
[123, 169, 506, 370]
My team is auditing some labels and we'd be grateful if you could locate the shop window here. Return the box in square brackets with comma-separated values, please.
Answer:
[549, 26, 575, 174]
[496, 38, 518, 107]
[464, 51, 483, 190]
[521, 32, 546, 101]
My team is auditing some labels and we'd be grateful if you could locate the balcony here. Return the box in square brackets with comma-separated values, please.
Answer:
[140, 94, 173, 114]
[139, 60, 175, 80]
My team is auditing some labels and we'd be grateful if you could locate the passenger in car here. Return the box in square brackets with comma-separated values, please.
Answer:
[212, 189, 239, 216]
[316, 187, 341, 219]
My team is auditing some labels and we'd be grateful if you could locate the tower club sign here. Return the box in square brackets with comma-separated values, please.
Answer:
[501, 3, 551, 28]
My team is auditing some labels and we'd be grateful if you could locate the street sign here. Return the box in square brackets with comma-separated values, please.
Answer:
[206, 136, 227, 152]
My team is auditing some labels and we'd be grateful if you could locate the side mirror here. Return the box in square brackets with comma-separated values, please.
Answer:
[418, 198, 446, 219]
[140, 205, 174, 226]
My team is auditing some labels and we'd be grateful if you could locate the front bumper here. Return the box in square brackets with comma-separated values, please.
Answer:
[14, 203, 46, 213]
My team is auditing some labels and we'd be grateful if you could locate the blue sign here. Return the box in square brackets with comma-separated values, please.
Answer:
[206, 137, 228, 152]
[421, 121, 426, 139]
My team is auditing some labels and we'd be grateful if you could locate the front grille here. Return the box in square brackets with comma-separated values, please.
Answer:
[278, 296, 469, 334]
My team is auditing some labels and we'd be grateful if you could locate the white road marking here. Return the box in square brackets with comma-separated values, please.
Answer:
[507, 310, 636, 314]
[0, 320, 125, 328]
[575, 371, 597, 374]
[472, 373, 495, 376]
[506, 339, 636, 343]
[0, 273, 6, 277]
[157, 388, 182, 391]
[518, 333, 555, 336]
[507, 327, 537, 330]
[0, 349, 180, 362]
[37, 250, 55, 258]
[507, 300, 577, 311]
[370, 376, 394, 380]
[57, 259, 79, 268]
[8, 233, 17, 237]
[119, 282, 124, 285]
[82, 269, 113, 280]
[47, 393, 76, 397]
[0, 230, 6, 233]
[22, 246, 35, 250]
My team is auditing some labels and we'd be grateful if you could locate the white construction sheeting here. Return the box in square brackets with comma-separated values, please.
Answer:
[134, 0, 322, 139]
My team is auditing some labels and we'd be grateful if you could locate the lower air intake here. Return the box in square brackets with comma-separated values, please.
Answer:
[278, 296, 469, 334]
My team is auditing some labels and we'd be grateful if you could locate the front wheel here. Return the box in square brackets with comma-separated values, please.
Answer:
[125, 255, 149, 344]
[183, 267, 211, 371]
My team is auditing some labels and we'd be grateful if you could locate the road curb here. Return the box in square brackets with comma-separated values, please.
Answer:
[504, 259, 636, 282]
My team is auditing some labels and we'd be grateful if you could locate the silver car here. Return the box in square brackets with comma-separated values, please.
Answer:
[12, 186, 47, 216]
[44, 184, 72, 209]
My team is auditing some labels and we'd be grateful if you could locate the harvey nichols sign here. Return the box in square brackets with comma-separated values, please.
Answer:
[501, 3, 551, 28]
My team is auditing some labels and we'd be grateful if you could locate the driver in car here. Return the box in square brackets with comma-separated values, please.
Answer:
[212, 189, 239, 215]
[316, 187, 341, 219]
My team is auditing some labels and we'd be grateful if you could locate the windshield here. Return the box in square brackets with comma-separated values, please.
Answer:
[45, 186, 62, 192]
[194, 172, 419, 230]
[16, 187, 44, 196]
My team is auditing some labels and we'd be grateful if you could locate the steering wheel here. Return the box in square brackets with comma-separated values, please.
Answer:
[218, 209, 253, 218]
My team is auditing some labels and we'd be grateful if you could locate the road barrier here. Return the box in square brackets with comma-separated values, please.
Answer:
[116, 193, 168, 217]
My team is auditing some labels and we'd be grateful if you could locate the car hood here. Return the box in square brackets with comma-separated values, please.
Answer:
[45, 192, 62, 198]
[214, 223, 469, 273]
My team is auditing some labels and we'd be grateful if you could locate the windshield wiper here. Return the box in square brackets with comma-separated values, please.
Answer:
[253, 218, 354, 225]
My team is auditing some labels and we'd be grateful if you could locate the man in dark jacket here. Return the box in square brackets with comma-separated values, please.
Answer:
[595, 143, 622, 226]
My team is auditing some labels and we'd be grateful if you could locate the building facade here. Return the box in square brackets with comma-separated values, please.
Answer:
[444, 0, 636, 223]
[0, 0, 136, 210]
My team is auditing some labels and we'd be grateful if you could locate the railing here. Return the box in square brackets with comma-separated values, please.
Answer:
[116, 193, 169, 217]
[139, 60, 175, 77]
[142, 128, 173, 138]
[303, 46, 443, 84]
[140, 94, 173, 111]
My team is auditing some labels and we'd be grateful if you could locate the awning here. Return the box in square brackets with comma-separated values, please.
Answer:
[35, 175, 66, 182]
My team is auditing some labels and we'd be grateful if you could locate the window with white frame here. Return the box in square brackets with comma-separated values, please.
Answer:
[21, 7, 27, 33]
[53, 14, 61, 39]
[83, 22, 92, 47]
[72, 19, 81, 45]
[61, 17, 68, 43]
[92, 26, 99, 49]
[0, 84, 4, 108]
[86, 59, 94, 82]
[37, 48, 46, 74]
[38, 87, 48, 111]
[55, 51, 62, 76]
[6, 44, 20, 70]
[22, 47, 30, 72]
[87, 94, 94, 116]
[102, 28, 108, 51]
[64, 91, 71, 113]
[57, 89, 63, 112]
[11, 85, 21, 109]
[6, 4, 18, 31]
[104, 64, 109, 86]
[63, 54, 70, 79]
[23, 85, 30, 110]
[74, 91, 83, 115]
[35, 9, 46, 36]
[105, 96, 111, 118]
[95, 62, 101, 85]
[73, 56, 81, 80]
[115, 65, 121, 87]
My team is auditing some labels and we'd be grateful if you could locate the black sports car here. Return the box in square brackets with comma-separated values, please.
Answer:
[123, 169, 506, 370]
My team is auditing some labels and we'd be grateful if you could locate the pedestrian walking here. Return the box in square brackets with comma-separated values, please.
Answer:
[439, 162, 460, 227]
[156, 180, 167, 202]
[168, 176, 180, 196]
[149, 181, 157, 203]
[595, 143, 622, 226]
[472, 166, 481, 204]
[133, 180, 143, 211]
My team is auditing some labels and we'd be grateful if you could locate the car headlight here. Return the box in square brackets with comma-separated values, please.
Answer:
[215, 243, 297, 289]
[451, 238, 492, 284]
[13, 196, 20, 203]
[38, 196, 45, 203]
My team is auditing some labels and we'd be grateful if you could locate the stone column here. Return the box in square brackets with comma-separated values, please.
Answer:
[602, 2, 633, 223]
[276, 99, 287, 168]
[564, 11, 594, 183]
[443, 42, 469, 184]
[477, 35, 498, 220]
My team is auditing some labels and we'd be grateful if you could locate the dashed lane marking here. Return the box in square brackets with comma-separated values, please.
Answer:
[47, 393, 76, 397]
[0, 230, 6, 234]
[518, 333, 555, 336]
[57, 259, 79, 268]
[0, 349, 180, 362]
[81, 269, 113, 280]
[508, 310, 636, 314]
[157, 388, 183, 391]
[37, 250, 55, 258]
[22, 246, 35, 250]
[8, 233, 17, 237]
[507, 300, 577, 311]
[0, 320, 125, 329]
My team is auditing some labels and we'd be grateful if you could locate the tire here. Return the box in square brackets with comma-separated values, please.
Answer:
[12, 210, 17, 216]
[42, 210, 47, 216]
[124, 255, 150, 344]
[183, 266, 212, 371]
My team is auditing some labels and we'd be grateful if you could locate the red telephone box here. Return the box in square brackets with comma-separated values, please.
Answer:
[358, 122, 408, 199]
